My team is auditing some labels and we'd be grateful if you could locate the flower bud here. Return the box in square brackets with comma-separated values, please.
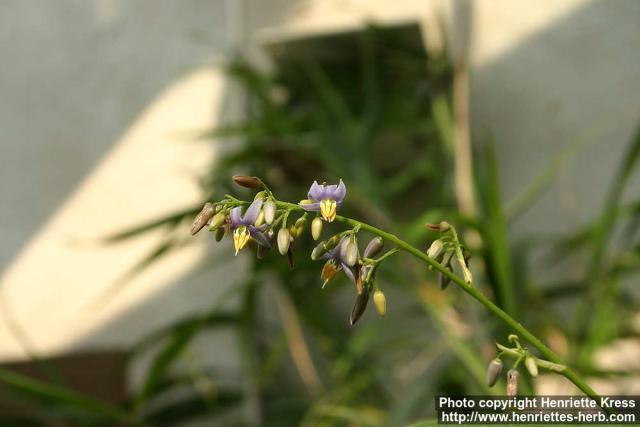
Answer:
[254, 190, 266, 201]
[263, 200, 276, 225]
[373, 289, 386, 317]
[363, 237, 384, 258]
[254, 209, 265, 227]
[427, 239, 444, 259]
[277, 228, 291, 255]
[525, 356, 538, 377]
[191, 203, 215, 235]
[208, 212, 227, 232]
[232, 175, 262, 188]
[290, 217, 306, 239]
[486, 358, 503, 387]
[425, 221, 450, 232]
[350, 289, 370, 326]
[311, 243, 328, 261]
[215, 227, 225, 242]
[311, 217, 323, 240]
[342, 238, 359, 267]
[507, 369, 520, 397]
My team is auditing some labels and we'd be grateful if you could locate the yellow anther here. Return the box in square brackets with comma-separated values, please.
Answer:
[320, 199, 337, 222]
[233, 226, 250, 255]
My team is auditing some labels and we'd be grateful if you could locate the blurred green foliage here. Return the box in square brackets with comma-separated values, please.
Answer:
[0, 24, 639, 427]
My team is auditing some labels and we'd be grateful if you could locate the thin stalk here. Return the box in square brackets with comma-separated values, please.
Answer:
[274, 201, 602, 405]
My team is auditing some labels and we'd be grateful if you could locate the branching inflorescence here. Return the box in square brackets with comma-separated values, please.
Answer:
[191, 176, 603, 404]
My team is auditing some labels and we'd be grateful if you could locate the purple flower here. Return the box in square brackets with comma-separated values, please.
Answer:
[230, 199, 271, 255]
[321, 236, 358, 285]
[299, 180, 346, 222]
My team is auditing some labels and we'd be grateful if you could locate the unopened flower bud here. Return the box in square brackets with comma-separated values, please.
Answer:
[507, 369, 520, 397]
[290, 217, 306, 239]
[263, 200, 276, 224]
[215, 227, 225, 242]
[363, 237, 384, 258]
[486, 358, 503, 387]
[277, 228, 291, 255]
[232, 175, 262, 188]
[208, 212, 227, 232]
[191, 203, 215, 235]
[427, 239, 444, 259]
[311, 217, 323, 240]
[425, 221, 451, 232]
[254, 190, 266, 201]
[525, 356, 538, 377]
[350, 289, 370, 326]
[342, 238, 359, 267]
[373, 289, 386, 317]
[311, 243, 328, 260]
[254, 209, 265, 227]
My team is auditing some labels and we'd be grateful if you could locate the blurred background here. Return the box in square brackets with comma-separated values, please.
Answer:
[1, 0, 639, 425]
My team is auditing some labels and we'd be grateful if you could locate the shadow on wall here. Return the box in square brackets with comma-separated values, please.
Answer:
[470, 0, 640, 238]
[0, 0, 227, 271]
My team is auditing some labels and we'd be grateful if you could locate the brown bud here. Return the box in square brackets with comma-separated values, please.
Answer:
[486, 358, 503, 387]
[350, 288, 370, 326]
[232, 175, 262, 188]
[507, 369, 520, 397]
[191, 203, 215, 235]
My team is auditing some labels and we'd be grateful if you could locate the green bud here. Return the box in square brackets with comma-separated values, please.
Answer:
[277, 228, 291, 255]
[254, 209, 265, 227]
[427, 239, 444, 259]
[311, 243, 327, 261]
[263, 200, 276, 224]
[486, 358, 503, 387]
[208, 212, 227, 231]
[525, 356, 538, 377]
[311, 217, 323, 240]
[215, 227, 225, 242]
[191, 203, 215, 235]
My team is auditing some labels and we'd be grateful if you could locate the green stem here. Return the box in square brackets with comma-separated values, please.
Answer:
[275, 201, 602, 404]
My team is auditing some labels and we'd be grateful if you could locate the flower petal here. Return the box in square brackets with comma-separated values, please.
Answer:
[230, 207, 242, 227]
[243, 199, 263, 224]
[333, 179, 346, 202]
[341, 262, 357, 284]
[308, 180, 325, 201]
[249, 227, 271, 248]
[299, 201, 321, 211]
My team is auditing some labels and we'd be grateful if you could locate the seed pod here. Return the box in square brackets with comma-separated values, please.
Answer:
[232, 175, 262, 188]
[507, 369, 520, 397]
[427, 239, 444, 259]
[215, 227, 225, 242]
[350, 288, 370, 325]
[263, 200, 276, 224]
[208, 212, 227, 232]
[525, 356, 538, 377]
[363, 237, 384, 258]
[311, 217, 323, 240]
[191, 203, 215, 235]
[373, 289, 386, 317]
[277, 228, 291, 255]
[486, 358, 503, 387]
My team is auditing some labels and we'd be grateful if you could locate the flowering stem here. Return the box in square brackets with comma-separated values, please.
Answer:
[274, 201, 601, 403]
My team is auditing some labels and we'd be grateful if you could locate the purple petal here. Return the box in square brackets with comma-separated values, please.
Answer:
[341, 263, 357, 284]
[230, 207, 242, 227]
[308, 181, 325, 201]
[243, 199, 263, 224]
[249, 227, 271, 248]
[332, 179, 346, 202]
[300, 201, 321, 212]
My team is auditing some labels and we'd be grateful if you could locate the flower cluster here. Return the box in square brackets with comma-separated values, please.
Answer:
[486, 335, 566, 396]
[191, 176, 396, 325]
